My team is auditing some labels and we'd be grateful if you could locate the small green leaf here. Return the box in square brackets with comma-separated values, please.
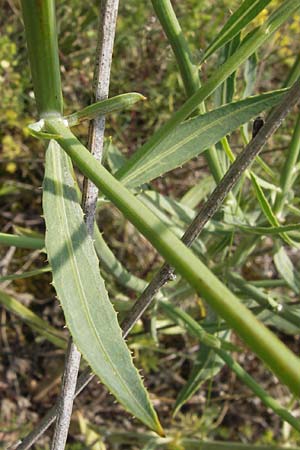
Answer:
[43, 140, 163, 435]
[65, 93, 146, 127]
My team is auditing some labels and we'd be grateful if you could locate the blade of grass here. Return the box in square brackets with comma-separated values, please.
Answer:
[202, 0, 271, 62]
[0, 266, 51, 282]
[274, 112, 300, 216]
[0, 289, 66, 349]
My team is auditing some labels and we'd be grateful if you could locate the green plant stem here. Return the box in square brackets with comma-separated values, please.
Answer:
[284, 54, 300, 88]
[151, 0, 223, 183]
[116, 0, 300, 184]
[229, 272, 300, 329]
[45, 107, 300, 396]
[20, 0, 63, 116]
[0, 232, 44, 250]
[274, 111, 300, 215]
[151, 0, 200, 98]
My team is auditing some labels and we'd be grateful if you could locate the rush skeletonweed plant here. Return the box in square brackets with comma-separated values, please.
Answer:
[2, 0, 300, 449]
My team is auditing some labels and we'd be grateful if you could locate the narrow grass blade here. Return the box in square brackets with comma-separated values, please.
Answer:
[202, 0, 271, 62]
[234, 223, 300, 236]
[43, 140, 163, 435]
[120, 90, 286, 189]
[0, 266, 51, 282]
[0, 289, 66, 349]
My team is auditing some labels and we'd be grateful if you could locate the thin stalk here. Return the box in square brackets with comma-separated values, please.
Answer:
[50, 2, 119, 449]
[151, 0, 200, 98]
[43, 78, 300, 396]
[116, 0, 300, 183]
[274, 111, 300, 216]
[284, 53, 300, 88]
[151, 0, 223, 183]
[228, 272, 300, 329]
[20, 0, 62, 116]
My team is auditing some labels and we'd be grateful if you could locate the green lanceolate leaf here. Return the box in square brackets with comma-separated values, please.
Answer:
[120, 89, 286, 189]
[42, 140, 163, 436]
[202, 0, 271, 62]
[65, 93, 146, 127]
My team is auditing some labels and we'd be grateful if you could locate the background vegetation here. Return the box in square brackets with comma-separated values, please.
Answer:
[1, 0, 300, 448]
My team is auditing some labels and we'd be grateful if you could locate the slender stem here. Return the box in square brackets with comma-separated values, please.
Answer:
[284, 53, 300, 88]
[151, 0, 223, 183]
[228, 272, 300, 329]
[82, 0, 119, 232]
[274, 111, 300, 216]
[151, 0, 200, 98]
[50, 2, 119, 449]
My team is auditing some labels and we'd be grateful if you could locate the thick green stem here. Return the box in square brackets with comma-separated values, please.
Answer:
[20, 0, 63, 116]
[45, 118, 300, 396]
